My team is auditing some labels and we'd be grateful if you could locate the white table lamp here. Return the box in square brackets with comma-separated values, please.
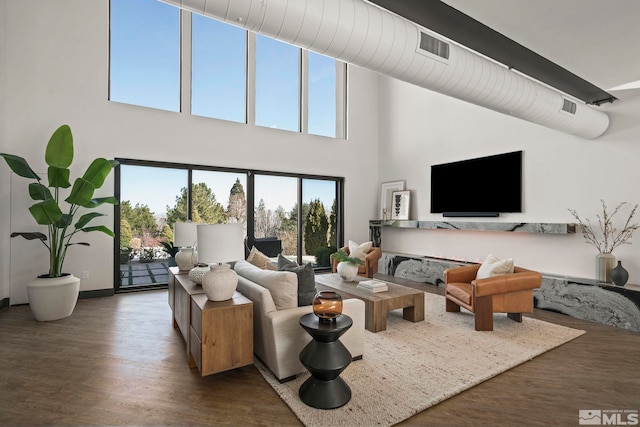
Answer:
[197, 223, 245, 301]
[173, 222, 198, 271]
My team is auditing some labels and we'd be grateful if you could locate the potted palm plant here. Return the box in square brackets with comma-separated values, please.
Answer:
[1, 124, 118, 321]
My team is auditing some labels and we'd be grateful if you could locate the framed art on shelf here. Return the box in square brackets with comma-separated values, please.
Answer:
[391, 190, 411, 220]
[379, 180, 405, 220]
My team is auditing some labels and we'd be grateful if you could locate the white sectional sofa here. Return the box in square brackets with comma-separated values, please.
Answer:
[234, 260, 365, 382]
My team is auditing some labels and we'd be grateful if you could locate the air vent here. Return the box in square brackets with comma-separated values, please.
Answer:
[419, 32, 450, 59]
[562, 98, 577, 114]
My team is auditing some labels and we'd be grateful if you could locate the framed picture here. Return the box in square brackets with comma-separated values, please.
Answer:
[391, 190, 411, 220]
[379, 180, 405, 219]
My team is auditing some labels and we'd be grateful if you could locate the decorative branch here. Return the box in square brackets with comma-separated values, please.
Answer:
[568, 200, 639, 253]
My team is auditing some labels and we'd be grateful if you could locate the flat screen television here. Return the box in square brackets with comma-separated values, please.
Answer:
[430, 150, 522, 217]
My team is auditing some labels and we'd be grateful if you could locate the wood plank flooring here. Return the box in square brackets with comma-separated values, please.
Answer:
[0, 285, 638, 426]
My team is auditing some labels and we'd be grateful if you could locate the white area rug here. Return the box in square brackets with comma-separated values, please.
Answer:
[256, 292, 585, 426]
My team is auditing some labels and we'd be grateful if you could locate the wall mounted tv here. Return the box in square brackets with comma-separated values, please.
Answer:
[430, 150, 522, 217]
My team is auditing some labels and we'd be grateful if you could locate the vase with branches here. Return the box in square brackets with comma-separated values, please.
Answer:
[568, 200, 638, 282]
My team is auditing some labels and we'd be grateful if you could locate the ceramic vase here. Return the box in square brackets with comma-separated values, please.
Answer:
[337, 261, 358, 281]
[202, 263, 238, 301]
[596, 253, 615, 283]
[175, 247, 197, 271]
[610, 260, 629, 286]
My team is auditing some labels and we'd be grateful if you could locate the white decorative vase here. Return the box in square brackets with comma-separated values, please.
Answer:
[175, 247, 197, 271]
[188, 264, 210, 284]
[337, 261, 358, 282]
[27, 274, 80, 321]
[596, 253, 616, 283]
[202, 264, 238, 301]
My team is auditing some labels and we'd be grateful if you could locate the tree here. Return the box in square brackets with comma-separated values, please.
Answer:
[329, 198, 337, 246]
[227, 178, 246, 224]
[120, 200, 157, 239]
[166, 183, 227, 225]
[160, 223, 173, 243]
[120, 218, 133, 249]
[304, 199, 328, 255]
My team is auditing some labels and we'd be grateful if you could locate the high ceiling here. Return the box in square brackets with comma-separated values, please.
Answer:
[372, 0, 640, 103]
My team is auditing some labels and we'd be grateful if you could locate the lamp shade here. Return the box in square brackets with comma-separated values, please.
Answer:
[173, 222, 198, 247]
[197, 223, 245, 264]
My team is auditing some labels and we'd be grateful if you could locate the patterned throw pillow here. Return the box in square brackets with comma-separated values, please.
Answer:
[277, 254, 317, 306]
[247, 246, 277, 270]
[476, 254, 514, 279]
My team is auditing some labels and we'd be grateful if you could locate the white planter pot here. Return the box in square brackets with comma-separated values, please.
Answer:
[337, 261, 358, 282]
[27, 274, 80, 321]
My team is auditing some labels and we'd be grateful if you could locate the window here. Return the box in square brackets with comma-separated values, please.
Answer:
[308, 52, 338, 138]
[109, 0, 180, 112]
[110, 2, 347, 138]
[255, 35, 301, 132]
[191, 15, 247, 122]
[115, 159, 343, 291]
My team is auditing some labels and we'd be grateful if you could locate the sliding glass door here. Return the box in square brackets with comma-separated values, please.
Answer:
[115, 159, 343, 291]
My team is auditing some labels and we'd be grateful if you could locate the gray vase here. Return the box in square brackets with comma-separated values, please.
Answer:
[596, 253, 615, 283]
[610, 260, 629, 286]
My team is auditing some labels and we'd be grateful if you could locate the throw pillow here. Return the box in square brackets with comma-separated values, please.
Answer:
[277, 254, 317, 306]
[234, 260, 298, 310]
[476, 254, 515, 279]
[247, 246, 277, 270]
[348, 240, 373, 261]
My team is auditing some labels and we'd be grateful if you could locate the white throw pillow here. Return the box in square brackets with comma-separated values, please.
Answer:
[476, 254, 514, 279]
[233, 260, 298, 310]
[348, 240, 373, 261]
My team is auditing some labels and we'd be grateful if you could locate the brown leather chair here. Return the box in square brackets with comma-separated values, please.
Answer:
[331, 246, 382, 278]
[444, 264, 542, 331]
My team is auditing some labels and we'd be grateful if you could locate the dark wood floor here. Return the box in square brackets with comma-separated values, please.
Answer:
[0, 283, 638, 426]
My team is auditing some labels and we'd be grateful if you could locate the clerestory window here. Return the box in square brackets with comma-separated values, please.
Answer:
[109, 0, 347, 139]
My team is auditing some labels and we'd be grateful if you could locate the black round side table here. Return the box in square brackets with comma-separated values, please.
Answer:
[298, 313, 353, 409]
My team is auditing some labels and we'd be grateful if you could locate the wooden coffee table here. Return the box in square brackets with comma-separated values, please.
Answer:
[315, 274, 425, 332]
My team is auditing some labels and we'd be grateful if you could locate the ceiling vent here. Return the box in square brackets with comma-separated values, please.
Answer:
[160, 0, 609, 139]
[418, 32, 449, 59]
[562, 98, 577, 114]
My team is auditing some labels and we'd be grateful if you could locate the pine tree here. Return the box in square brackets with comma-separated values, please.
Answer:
[304, 199, 328, 255]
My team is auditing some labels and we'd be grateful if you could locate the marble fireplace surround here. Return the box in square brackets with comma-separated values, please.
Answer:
[379, 252, 640, 333]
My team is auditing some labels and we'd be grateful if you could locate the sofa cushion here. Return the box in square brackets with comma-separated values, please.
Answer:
[348, 240, 373, 261]
[247, 246, 277, 270]
[277, 254, 317, 306]
[234, 260, 297, 310]
[476, 254, 514, 280]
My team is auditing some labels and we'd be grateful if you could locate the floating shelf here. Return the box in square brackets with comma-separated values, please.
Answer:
[369, 220, 576, 234]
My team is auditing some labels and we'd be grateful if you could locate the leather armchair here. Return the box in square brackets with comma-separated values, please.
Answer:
[444, 264, 542, 331]
[331, 246, 382, 278]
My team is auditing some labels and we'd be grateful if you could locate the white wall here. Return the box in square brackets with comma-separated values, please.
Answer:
[378, 75, 640, 281]
[0, 0, 8, 303]
[0, 0, 380, 303]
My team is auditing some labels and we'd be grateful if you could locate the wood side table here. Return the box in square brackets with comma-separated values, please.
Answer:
[174, 273, 206, 366]
[189, 292, 253, 376]
[298, 313, 352, 409]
